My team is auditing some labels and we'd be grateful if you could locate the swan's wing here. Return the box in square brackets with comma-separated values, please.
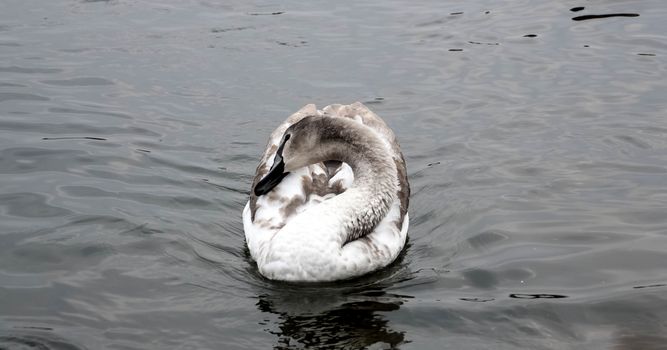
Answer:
[340, 202, 409, 274]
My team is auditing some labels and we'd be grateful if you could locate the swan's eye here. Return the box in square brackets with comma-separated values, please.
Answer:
[284, 134, 291, 141]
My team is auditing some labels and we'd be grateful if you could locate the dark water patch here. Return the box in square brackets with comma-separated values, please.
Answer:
[201, 179, 247, 194]
[459, 297, 495, 302]
[224, 154, 258, 163]
[450, 12, 463, 16]
[613, 210, 667, 225]
[463, 269, 498, 289]
[13, 327, 54, 331]
[5, 214, 145, 245]
[554, 231, 634, 244]
[0, 93, 49, 103]
[602, 36, 667, 51]
[0, 66, 62, 74]
[229, 140, 256, 146]
[637, 53, 656, 56]
[509, 293, 568, 299]
[146, 153, 229, 179]
[275, 40, 308, 47]
[416, 18, 451, 27]
[60, 185, 215, 209]
[79, 244, 112, 257]
[0, 147, 93, 174]
[0, 120, 160, 137]
[0, 82, 26, 87]
[158, 116, 201, 127]
[523, 34, 538, 38]
[500, 268, 534, 282]
[48, 107, 132, 120]
[41, 77, 113, 86]
[58, 48, 94, 53]
[66, 214, 133, 230]
[572, 13, 639, 21]
[570, 7, 585, 12]
[506, 165, 546, 177]
[42, 137, 107, 141]
[575, 161, 666, 174]
[633, 283, 666, 289]
[364, 97, 385, 105]
[0, 193, 73, 218]
[467, 230, 509, 249]
[248, 11, 284, 16]
[82, 168, 211, 189]
[468, 41, 499, 46]
[611, 124, 667, 135]
[449, 49, 463, 52]
[612, 135, 651, 149]
[118, 222, 164, 236]
[211, 26, 253, 33]
[0, 334, 85, 350]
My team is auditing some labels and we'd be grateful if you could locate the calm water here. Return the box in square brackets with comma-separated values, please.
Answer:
[1, 0, 667, 349]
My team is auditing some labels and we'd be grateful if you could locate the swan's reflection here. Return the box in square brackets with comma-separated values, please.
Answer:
[252, 257, 413, 350]
[257, 287, 408, 349]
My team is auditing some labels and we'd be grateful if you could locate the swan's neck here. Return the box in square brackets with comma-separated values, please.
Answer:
[318, 127, 398, 243]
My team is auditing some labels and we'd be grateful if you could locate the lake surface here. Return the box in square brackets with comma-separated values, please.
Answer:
[1, 0, 667, 349]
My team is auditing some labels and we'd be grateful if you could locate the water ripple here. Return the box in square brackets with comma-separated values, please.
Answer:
[1, 0, 667, 348]
[0, 333, 85, 350]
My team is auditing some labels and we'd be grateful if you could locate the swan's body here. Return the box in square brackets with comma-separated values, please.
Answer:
[243, 102, 409, 282]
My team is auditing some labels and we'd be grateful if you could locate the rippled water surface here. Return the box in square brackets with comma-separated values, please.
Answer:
[2, 0, 667, 349]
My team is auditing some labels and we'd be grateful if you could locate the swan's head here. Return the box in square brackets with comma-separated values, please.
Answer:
[254, 116, 327, 196]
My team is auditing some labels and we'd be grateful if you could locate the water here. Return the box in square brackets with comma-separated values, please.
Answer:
[1, 0, 666, 349]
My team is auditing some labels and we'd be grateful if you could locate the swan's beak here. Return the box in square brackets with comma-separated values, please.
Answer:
[254, 152, 289, 196]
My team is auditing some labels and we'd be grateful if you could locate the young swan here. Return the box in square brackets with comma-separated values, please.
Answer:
[243, 103, 409, 282]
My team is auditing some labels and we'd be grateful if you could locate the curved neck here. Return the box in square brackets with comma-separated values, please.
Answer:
[315, 122, 398, 243]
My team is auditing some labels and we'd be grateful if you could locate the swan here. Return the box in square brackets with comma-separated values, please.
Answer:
[242, 102, 409, 282]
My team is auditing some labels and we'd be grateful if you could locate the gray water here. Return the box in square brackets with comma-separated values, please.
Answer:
[1, 0, 667, 349]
